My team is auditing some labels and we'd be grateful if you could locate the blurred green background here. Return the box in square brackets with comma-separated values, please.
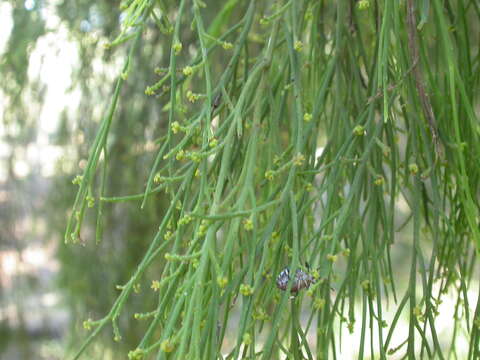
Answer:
[0, 1, 173, 358]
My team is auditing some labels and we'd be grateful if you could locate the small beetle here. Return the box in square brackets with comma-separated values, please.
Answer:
[276, 266, 316, 293]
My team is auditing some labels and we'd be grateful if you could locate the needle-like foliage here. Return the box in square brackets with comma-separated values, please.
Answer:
[66, 0, 480, 359]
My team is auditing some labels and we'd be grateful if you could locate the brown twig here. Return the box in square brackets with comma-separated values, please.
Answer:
[406, 0, 441, 158]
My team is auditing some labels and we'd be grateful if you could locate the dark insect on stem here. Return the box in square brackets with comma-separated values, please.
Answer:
[276, 266, 316, 293]
[210, 92, 222, 117]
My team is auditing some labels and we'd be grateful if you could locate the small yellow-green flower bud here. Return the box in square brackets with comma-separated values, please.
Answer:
[265, 170, 275, 181]
[86, 195, 95, 208]
[151, 280, 160, 291]
[353, 125, 366, 136]
[273, 155, 281, 165]
[374, 176, 384, 186]
[358, 0, 370, 10]
[182, 66, 193, 76]
[163, 231, 173, 240]
[128, 348, 145, 360]
[361, 280, 370, 290]
[240, 284, 254, 296]
[243, 333, 252, 345]
[243, 218, 254, 231]
[474, 317, 480, 328]
[217, 276, 228, 288]
[83, 318, 93, 330]
[72, 175, 83, 185]
[313, 298, 326, 310]
[197, 223, 208, 237]
[160, 339, 175, 353]
[259, 17, 269, 25]
[173, 42, 182, 55]
[153, 173, 162, 184]
[413, 305, 422, 317]
[293, 153, 305, 166]
[186, 90, 200, 103]
[305, 10, 313, 21]
[178, 214, 192, 226]
[348, 322, 355, 333]
[252, 307, 268, 321]
[409, 163, 419, 175]
[171, 121, 182, 134]
[176, 149, 185, 161]
[188, 151, 202, 163]
[294, 40, 304, 52]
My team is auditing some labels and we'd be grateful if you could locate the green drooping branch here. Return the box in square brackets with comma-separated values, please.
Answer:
[67, 0, 480, 359]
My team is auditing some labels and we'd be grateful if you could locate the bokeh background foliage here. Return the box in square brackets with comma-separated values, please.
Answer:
[3, 0, 480, 359]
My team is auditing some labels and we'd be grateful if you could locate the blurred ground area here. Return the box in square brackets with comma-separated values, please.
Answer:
[0, 173, 69, 359]
[0, 0, 95, 355]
